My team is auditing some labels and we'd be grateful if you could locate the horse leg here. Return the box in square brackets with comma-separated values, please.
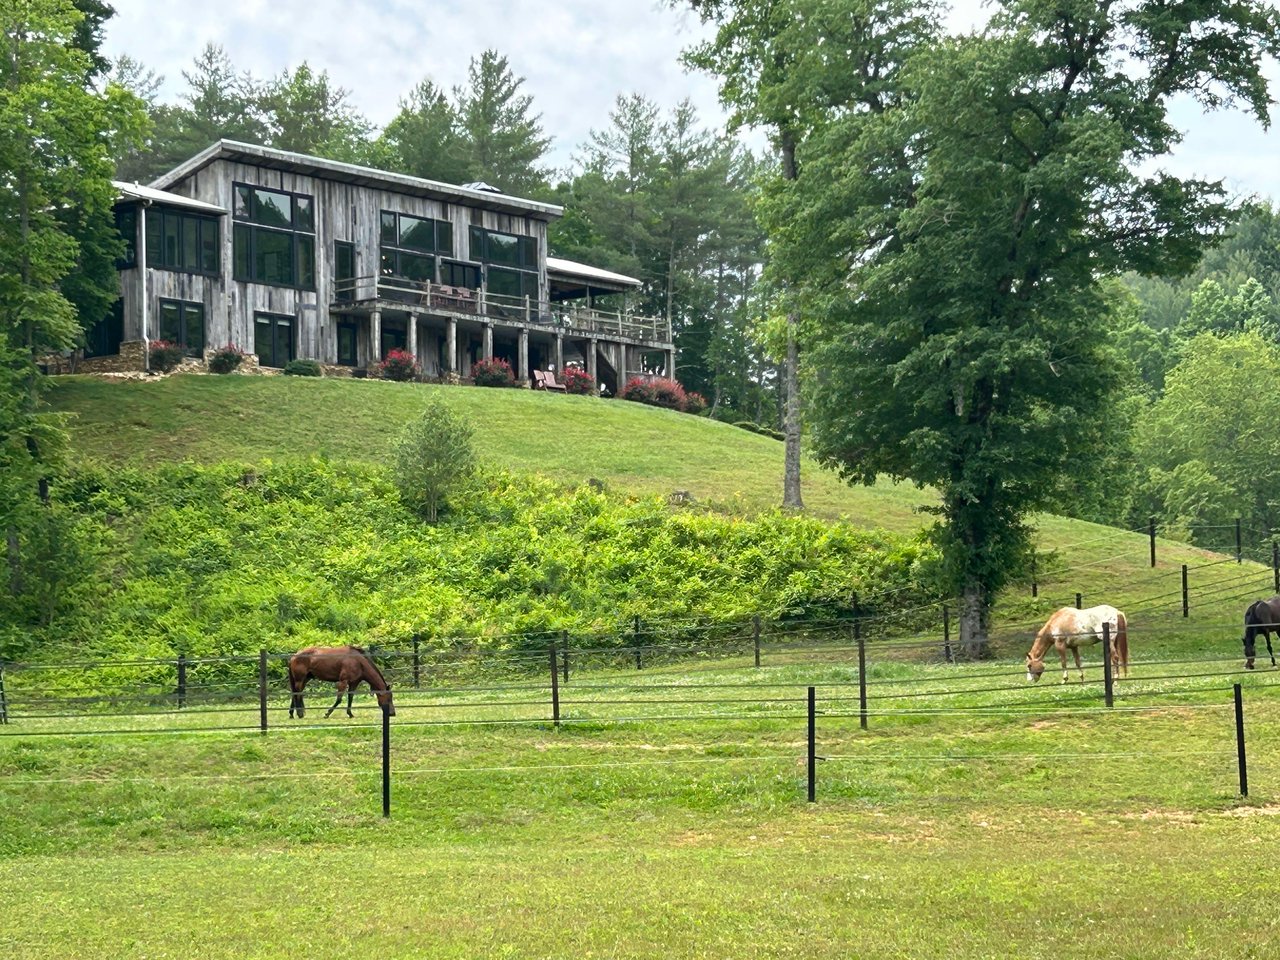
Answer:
[346, 688, 355, 718]
[1072, 646, 1084, 683]
[325, 681, 348, 719]
[1057, 642, 1069, 683]
[1268, 632, 1276, 668]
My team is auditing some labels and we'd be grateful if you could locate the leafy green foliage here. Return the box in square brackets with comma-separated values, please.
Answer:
[391, 398, 476, 522]
[376, 349, 418, 382]
[148, 340, 183, 373]
[282, 358, 322, 377]
[471, 357, 515, 387]
[207, 345, 247, 374]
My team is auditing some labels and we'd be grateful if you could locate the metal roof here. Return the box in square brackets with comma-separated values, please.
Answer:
[547, 256, 642, 289]
[113, 180, 228, 215]
[150, 141, 563, 220]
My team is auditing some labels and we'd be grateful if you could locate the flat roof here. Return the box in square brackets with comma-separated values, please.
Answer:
[113, 180, 228, 215]
[547, 256, 642, 289]
[150, 141, 563, 220]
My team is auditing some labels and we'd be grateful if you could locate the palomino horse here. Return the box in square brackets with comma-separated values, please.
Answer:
[1026, 605, 1129, 683]
[288, 646, 395, 719]
[1243, 597, 1280, 670]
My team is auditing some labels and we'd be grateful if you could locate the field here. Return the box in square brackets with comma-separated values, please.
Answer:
[9, 373, 1279, 958]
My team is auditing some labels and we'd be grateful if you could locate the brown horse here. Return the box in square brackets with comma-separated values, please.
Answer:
[1026, 605, 1129, 683]
[288, 646, 395, 719]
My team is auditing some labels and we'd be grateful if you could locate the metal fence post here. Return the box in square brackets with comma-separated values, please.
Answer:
[176, 654, 186, 709]
[1273, 540, 1279, 595]
[807, 686, 816, 803]
[857, 622, 868, 731]
[382, 699, 391, 818]
[942, 604, 953, 664]
[561, 630, 570, 685]
[412, 635, 421, 689]
[549, 641, 560, 727]
[633, 615, 643, 670]
[1182, 565, 1189, 618]
[258, 649, 268, 733]
[1234, 683, 1248, 798]
[1075, 593, 1082, 610]
[0, 664, 8, 724]
[1149, 517, 1156, 568]
[753, 614, 761, 668]
[1102, 622, 1114, 709]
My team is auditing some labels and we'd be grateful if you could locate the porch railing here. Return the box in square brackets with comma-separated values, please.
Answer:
[332, 275, 671, 344]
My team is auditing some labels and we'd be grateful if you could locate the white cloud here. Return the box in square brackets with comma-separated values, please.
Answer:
[104, 0, 1280, 197]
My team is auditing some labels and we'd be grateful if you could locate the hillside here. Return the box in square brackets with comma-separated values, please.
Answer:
[43, 374, 1270, 644]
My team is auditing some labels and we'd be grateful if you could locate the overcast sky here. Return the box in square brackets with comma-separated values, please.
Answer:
[102, 0, 1280, 199]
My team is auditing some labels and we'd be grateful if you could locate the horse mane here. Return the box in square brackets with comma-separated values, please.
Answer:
[353, 646, 390, 689]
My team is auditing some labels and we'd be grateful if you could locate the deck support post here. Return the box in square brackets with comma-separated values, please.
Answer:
[370, 309, 382, 364]
[555, 333, 564, 372]
[518, 328, 529, 385]
[482, 323, 493, 362]
[446, 317, 457, 377]
[587, 337, 598, 382]
[407, 313, 418, 363]
[666, 347, 676, 379]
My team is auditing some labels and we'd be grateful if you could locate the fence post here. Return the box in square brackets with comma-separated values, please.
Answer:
[0, 663, 7, 724]
[858, 624, 868, 731]
[633, 615, 642, 670]
[412, 635, 421, 689]
[1273, 540, 1279, 595]
[561, 630, 570, 685]
[807, 686, 816, 803]
[942, 604, 953, 664]
[549, 641, 560, 727]
[176, 654, 186, 709]
[753, 614, 761, 669]
[382, 698, 391, 818]
[1075, 592, 1082, 610]
[1149, 517, 1156, 568]
[258, 649, 268, 734]
[1102, 622, 1114, 709]
[1182, 564, 1189, 618]
[1234, 683, 1248, 798]
[1236, 517, 1243, 564]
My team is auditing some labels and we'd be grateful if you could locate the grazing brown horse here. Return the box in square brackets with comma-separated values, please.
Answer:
[288, 646, 395, 719]
[1242, 597, 1280, 670]
[1026, 605, 1129, 683]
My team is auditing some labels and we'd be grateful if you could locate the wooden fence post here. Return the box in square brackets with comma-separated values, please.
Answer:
[382, 699, 391, 818]
[1102, 622, 1114, 709]
[258, 649, 268, 734]
[633, 615, 642, 670]
[753, 614, 761, 669]
[1182, 564, 1189, 619]
[1149, 517, 1156, 568]
[176, 654, 186, 709]
[807, 686, 816, 803]
[1234, 683, 1248, 798]
[412, 635, 421, 689]
[549, 641, 560, 728]
[942, 604, 952, 664]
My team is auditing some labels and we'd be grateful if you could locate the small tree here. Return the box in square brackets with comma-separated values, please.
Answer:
[391, 397, 476, 523]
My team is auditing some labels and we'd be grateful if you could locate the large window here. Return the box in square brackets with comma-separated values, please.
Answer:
[115, 207, 138, 269]
[254, 312, 295, 368]
[335, 241, 355, 302]
[144, 207, 219, 275]
[441, 260, 481, 289]
[379, 210, 453, 295]
[336, 320, 358, 366]
[158, 299, 205, 356]
[469, 226, 538, 301]
[233, 184, 315, 288]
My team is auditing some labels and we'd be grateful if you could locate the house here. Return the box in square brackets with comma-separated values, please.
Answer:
[82, 140, 673, 394]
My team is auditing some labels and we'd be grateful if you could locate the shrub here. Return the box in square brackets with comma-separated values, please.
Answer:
[284, 358, 323, 377]
[684, 392, 708, 415]
[148, 340, 184, 373]
[391, 397, 476, 523]
[561, 366, 595, 395]
[733, 420, 784, 441]
[621, 376, 687, 411]
[472, 356, 515, 387]
[207, 345, 247, 375]
[377, 348, 419, 382]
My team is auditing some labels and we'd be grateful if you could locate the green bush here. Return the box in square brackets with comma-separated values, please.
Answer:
[378, 349, 419, 382]
[472, 357, 515, 387]
[391, 396, 476, 522]
[283, 359, 323, 377]
[733, 420, 784, 441]
[149, 340, 184, 373]
[207, 345, 247, 374]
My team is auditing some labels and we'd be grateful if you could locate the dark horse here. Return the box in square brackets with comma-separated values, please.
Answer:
[288, 646, 395, 719]
[1243, 598, 1280, 670]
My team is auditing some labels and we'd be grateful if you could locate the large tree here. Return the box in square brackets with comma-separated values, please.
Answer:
[454, 50, 551, 194]
[378, 78, 473, 184]
[755, 0, 1280, 651]
[259, 62, 372, 162]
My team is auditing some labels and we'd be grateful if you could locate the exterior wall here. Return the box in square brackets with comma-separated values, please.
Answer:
[160, 159, 550, 366]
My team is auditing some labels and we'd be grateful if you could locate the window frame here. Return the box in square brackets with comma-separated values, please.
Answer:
[253, 311, 296, 369]
[232, 182, 316, 290]
[157, 298, 206, 357]
[143, 207, 220, 277]
[336, 319, 358, 366]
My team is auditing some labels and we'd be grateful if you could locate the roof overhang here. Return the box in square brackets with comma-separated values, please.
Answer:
[547, 256, 641, 297]
[113, 180, 227, 215]
[150, 141, 563, 221]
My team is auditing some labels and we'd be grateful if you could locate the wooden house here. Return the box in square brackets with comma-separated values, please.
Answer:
[84, 141, 673, 393]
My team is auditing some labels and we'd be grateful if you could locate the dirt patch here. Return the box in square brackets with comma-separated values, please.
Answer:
[1221, 803, 1280, 818]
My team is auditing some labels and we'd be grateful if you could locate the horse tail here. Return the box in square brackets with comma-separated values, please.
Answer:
[1115, 612, 1129, 677]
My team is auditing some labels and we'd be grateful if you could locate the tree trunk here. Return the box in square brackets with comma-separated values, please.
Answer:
[782, 315, 803, 510]
[959, 580, 989, 659]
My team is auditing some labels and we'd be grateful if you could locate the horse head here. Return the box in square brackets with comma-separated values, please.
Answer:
[1026, 654, 1046, 683]
[376, 684, 396, 717]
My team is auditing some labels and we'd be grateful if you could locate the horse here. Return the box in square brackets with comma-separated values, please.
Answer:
[287, 646, 395, 719]
[1026, 605, 1129, 683]
[1242, 597, 1280, 670]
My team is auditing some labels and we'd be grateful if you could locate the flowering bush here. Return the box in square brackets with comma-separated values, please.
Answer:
[561, 365, 595, 395]
[377, 348, 419, 382]
[149, 340, 184, 373]
[684, 392, 708, 415]
[472, 356, 516, 387]
[208, 344, 247, 374]
[621, 376, 688, 411]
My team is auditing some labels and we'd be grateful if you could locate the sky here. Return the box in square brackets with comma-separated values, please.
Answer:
[102, 0, 1280, 199]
